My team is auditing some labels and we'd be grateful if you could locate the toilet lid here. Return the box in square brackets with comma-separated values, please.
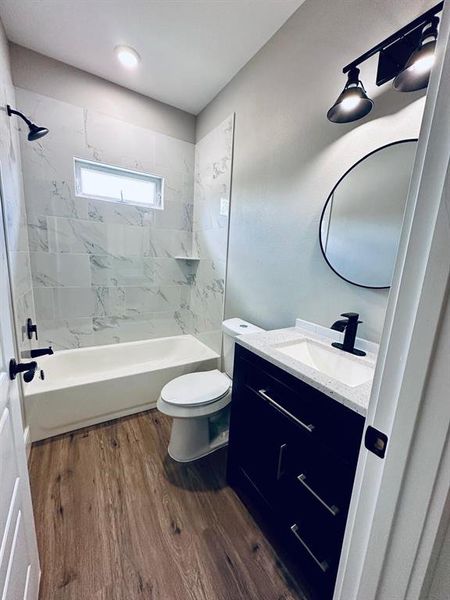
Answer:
[161, 370, 231, 407]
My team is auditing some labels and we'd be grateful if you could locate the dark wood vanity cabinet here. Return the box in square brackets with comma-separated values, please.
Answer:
[227, 345, 365, 600]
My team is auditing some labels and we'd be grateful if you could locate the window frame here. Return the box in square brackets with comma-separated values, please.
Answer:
[73, 157, 164, 210]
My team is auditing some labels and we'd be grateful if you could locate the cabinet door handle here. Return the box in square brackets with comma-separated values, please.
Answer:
[297, 474, 339, 516]
[276, 443, 287, 480]
[258, 389, 314, 433]
[290, 524, 329, 573]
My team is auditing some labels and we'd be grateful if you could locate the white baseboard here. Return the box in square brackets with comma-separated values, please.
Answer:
[23, 426, 31, 462]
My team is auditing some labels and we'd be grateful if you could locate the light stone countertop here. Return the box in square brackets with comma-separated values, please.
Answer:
[236, 319, 379, 417]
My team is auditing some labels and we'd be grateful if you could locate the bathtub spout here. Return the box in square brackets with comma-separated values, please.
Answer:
[29, 346, 54, 358]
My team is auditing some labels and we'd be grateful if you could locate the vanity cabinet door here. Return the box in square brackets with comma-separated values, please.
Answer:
[227, 383, 289, 508]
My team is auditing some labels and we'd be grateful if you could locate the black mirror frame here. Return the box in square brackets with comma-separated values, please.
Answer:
[319, 138, 418, 290]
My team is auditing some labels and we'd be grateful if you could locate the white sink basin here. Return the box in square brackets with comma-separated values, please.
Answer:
[273, 338, 374, 387]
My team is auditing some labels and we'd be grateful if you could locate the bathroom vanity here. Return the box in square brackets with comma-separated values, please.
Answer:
[227, 323, 375, 600]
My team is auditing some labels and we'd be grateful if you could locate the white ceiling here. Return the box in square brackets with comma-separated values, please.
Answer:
[0, 0, 305, 115]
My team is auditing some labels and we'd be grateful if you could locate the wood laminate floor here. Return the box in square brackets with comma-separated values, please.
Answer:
[29, 410, 306, 600]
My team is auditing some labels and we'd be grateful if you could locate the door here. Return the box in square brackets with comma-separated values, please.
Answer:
[0, 174, 40, 598]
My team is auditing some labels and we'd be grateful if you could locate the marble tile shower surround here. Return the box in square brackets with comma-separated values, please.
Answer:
[16, 86, 234, 351]
[0, 32, 35, 359]
[189, 114, 234, 352]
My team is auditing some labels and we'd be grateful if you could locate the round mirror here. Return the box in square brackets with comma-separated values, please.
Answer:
[319, 139, 417, 289]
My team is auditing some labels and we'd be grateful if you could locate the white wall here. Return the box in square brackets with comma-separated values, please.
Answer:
[10, 44, 196, 143]
[197, 0, 433, 342]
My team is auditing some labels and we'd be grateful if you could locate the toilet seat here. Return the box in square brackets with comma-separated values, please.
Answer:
[160, 370, 231, 407]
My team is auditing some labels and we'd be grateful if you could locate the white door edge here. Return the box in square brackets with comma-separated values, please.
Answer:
[23, 426, 31, 462]
[335, 3, 450, 599]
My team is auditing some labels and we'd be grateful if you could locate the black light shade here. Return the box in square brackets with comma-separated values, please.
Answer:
[6, 105, 49, 141]
[394, 18, 439, 92]
[327, 68, 373, 123]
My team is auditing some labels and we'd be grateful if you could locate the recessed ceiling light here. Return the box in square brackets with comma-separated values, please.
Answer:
[115, 45, 141, 69]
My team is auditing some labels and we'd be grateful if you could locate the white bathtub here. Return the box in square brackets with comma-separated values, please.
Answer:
[25, 335, 220, 441]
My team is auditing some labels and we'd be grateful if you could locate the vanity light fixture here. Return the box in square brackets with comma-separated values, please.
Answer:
[393, 17, 439, 92]
[327, 68, 373, 123]
[6, 105, 49, 141]
[115, 45, 141, 69]
[327, 2, 442, 123]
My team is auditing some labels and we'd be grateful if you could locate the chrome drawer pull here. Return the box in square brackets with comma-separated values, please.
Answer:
[276, 443, 287, 480]
[297, 474, 339, 516]
[290, 524, 329, 573]
[258, 389, 314, 433]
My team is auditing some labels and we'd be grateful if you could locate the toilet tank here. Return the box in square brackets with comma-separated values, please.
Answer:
[222, 318, 265, 378]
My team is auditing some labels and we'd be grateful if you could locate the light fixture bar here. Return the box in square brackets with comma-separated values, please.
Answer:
[342, 1, 443, 76]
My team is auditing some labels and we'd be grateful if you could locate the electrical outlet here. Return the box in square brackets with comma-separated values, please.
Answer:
[220, 197, 229, 217]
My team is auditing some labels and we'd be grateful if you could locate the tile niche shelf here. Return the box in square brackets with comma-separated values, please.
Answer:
[174, 256, 202, 261]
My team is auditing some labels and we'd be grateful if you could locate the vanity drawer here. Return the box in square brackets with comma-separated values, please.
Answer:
[284, 422, 356, 512]
[284, 518, 338, 599]
[236, 345, 365, 464]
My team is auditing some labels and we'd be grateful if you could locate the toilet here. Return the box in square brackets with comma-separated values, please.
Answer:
[157, 318, 264, 462]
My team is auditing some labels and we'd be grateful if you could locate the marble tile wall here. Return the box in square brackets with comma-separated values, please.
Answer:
[16, 87, 197, 350]
[0, 30, 36, 364]
[188, 115, 235, 353]
[16, 86, 234, 352]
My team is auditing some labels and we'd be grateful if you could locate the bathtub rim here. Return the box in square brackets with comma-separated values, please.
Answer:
[25, 334, 220, 396]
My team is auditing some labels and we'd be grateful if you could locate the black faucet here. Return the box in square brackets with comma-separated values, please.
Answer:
[330, 313, 366, 356]
[30, 346, 54, 358]
[22, 346, 54, 359]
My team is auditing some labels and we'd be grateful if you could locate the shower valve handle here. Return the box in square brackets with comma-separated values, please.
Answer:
[9, 359, 38, 382]
[26, 318, 38, 340]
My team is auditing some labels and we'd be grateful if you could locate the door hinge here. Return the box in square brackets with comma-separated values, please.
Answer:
[364, 426, 388, 459]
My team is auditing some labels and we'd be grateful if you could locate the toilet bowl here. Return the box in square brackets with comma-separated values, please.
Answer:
[157, 318, 264, 462]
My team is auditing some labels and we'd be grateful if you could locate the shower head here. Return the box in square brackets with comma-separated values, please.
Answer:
[6, 105, 49, 141]
[27, 123, 49, 141]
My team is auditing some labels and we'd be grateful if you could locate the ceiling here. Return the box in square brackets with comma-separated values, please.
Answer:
[0, 0, 305, 115]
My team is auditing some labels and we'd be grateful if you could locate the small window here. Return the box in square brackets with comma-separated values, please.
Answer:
[74, 158, 164, 209]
